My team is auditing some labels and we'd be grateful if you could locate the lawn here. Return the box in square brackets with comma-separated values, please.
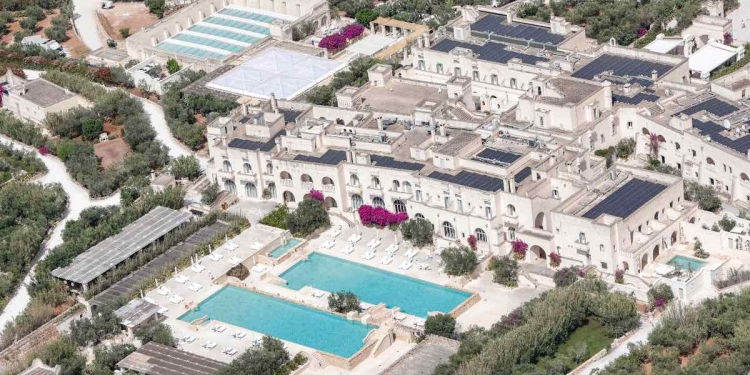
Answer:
[554, 319, 613, 363]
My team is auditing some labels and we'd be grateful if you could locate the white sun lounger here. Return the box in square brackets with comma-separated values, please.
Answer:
[203, 341, 217, 349]
[342, 242, 355, 254]
[209, 252, 224, 261]
[223, 347, 237, 355]
[157, 306, 168, 315]
[191, 263, 205, 273]
[347, 233, 362, 243]
[379, 255, 393, 265]
[211, 325, 226, 333]
[188, 282, 203, 292]
[419, 262, 430, 270]
[399, 260, 413, 270]
[252, 264, 268, 274]
[144, 296, 158, 305]
[362, 251, 376, 260]
[414, 319, 425, 328]
[225, 241, 239, 251]
[368, 238, 381, 249]
[233, 331, 247, 339]
[169, 294, 184, 304]
[182, 335, 197, 342]
[386, 243, 399, 254]
[157, 286, 170, 296]
[320, 239, 336, 250]
[174, 275, 189, 284]
[404, 249, 418, 258]
[313, 290, 326, 298]
[329, 225, 342, 238]
[228, 256, 242, 266]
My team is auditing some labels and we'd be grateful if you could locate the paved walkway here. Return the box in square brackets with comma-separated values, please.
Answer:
[0, 136, 120, 327]
[728, 0, 750, 43]
[576, 316, 659, 374]
[72, 0, 104, 51]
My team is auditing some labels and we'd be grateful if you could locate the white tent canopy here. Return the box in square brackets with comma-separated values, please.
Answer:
[207, 47, 345, 99]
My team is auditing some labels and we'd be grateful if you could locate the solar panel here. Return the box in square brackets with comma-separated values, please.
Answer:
[227, 130, 284, 152]
[370, 155, 425, 171]
[473, 148, 522, 166]
[582, 179, 667, 219]
[471, 14, 566, 45]
[694, 119, 750, 154]
[612, 92, 660, 105]
[678, 98, 740, 118]
[428, 170, 504, 192]
[118, 342, 225, 375]
[279, 109, 303, 124]
[293, 150, 347, 165]
[431, 39, 548, 65]
[572, 54, 674, 81]
[514, 167, 532, 184]
[52, 207, 192, 285]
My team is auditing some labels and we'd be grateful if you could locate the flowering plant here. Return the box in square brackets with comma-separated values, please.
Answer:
[358, 205, 408, 228]
[615, 269, 625, 284]
[511, 239, 527, 260]
[309, 189, 324, 201]
[467, 235, 477, 250]
[318, 33, 347, 51]
[549, 252, 561, 268]
[342, 23, 365, 40]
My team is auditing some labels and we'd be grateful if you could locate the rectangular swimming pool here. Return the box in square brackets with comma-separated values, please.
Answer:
[667, 255, 707, 271]
[269, 238, 302, 259]
[280, 252, 472, 318]
[179, 286, 373, 358]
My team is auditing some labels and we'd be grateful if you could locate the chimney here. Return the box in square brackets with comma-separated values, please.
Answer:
[377, 117, 384, 130]
[270, 93, 278, 113]
[241, 103, 249, 116]
[439, 123, 446, 136]
[651, 70, 658, 81]
[623, 83, 631, 94]
[609, 169, 616, 180]
[422, 34, 430, 48]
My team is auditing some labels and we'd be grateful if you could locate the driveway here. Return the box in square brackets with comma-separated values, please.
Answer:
[72, 0, 104, 51]
[576, 316, 658, 374]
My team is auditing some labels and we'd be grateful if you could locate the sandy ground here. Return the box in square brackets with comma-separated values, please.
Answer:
[72, 0, 103, 50]
[0, 136, 120, 328]
[98, 2, 158, 40]
[0, 10, 87, 57]
[728, 0, 750, 43]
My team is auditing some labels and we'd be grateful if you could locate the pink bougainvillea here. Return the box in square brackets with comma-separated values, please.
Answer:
[357, 204, 408, 228]
[615, 269, 625, 284]
[342, 23, 365, 40]
[467, 235, 477, 250]
[38, 144, 50, 156]
[318, 33, 347, 51]
[511, 239, 528, 260]
[309, 189, 324, 201]
[637, 27, 648, 38]
[549, 252, 561, 268]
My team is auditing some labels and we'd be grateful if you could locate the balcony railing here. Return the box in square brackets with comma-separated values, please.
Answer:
[217, 170, 234, 180]
[302, 181, 314, 190]
[280, 179, 293, 187]
[322, 184, 335, 193]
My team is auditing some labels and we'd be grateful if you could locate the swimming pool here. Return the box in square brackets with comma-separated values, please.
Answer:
[667, 255, 707, 271]
[280, 252, 472, 318]
[179, 286, 373, 357]
[269, 239, 302, 259]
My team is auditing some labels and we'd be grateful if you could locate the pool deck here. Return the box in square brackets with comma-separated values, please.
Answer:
[144, 216, 547, 370]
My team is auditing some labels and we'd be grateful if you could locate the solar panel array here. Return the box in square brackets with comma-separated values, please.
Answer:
[678, 97, 740, 118]
[471, 14, 566, 45]
[431, 39, 548, 65]
[52, 207, 192, 285]
[90, 223, 228, 308]
[294, 150, 347, 165]
[118, 342, 226, 375]
[582, 179, 667, 219]
[228, 130, 284, 152]
[473, 148, 522, 166]
[279, 109, 303, 124]
[371, 155, 425, 171]
[571, 54, 674, 81]
[428, 170, 504, 192]
[694, 119, 750, 154]
[612, 92, 660, 105]
[514, 166, 532, 184]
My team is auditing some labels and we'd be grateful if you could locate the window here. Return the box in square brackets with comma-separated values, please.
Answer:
[485, 206, 492, 219]
[538, 116, 544, 127]
[418, 60, 425, 70]
[245, 182, 257, 198]
[456, 198, 463, 212]
[472, 70, 479, 80]
[552, 189, 559, 199]
[371, 176, 381, 189]
[415, 213, 425, 220]
[350, 174, 360, 186]
[392, 180, 400, 191]
[627, 121, 633, 129]
[743, 89, 746, 98]
[242, 163, 252, 174]
[266, 162, 273, 174]
[475, 228, 487, 243]
[491, 74, 498, 84]
[394, 199, 407, 213]
[403, 181, 412, 193]
[436, 63, 444, 74]
[537, 86, 542, 95]
[373, 196, 385, 208]
[510, 78, 517, 88]
[444, 196, 450, 208]
[675, 142, 681, 151]
[578, 232, 587, 244]
[222, 160, 232, 172]
[508, 227, 516, 240]
[506, 204, 516, 217]
[416, 190, 423, 202]
[443, 221, 456, 239]
[600, 244, 605, 252]
[692, 149, 697, 157]
[454, 67, 461, 76]
[600, 262, 608, 270]
[612, 123, 616, 136]
[351, 194, 363, 209]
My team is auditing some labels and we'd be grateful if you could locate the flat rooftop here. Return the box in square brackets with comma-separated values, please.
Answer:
[428, 170, 504, 192]
[382, 335, 459, 375]
[571, 54, 675, 86]
[370, 154, 425, 171]
[470, 13, 566, 45]
[582, 178, 667, 220]
[473, 147, 523, 166]
[677, 97, 740, 118]
[292, 149, 347, 165]
[206, 47, 344, 99]
[117, 342, 225, 375]
[537, 78, 601, 106]
[227, 130, 285, 152]
[20, 79, 77, 108]
[52, 207, 192, 285]
[356, 80, 447, 115]
[430, 38, 548, 65]
[115, 298, 160, 328]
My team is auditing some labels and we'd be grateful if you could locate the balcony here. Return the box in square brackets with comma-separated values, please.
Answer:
[502, 212, 519, 226]
[302, 181, 314, 190]
[367, 184, 383, 193]
[388, 188, 413, 199]
[280, 179, 293, 187]
[345, 184, 362, 193]
[322, 184, 336, 193]
[237, 171, 256, 182]
[574, 239, 590, 255]
[217, 170, 234, 180]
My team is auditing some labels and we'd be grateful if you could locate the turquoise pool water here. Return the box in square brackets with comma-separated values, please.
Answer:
[280, 252, 472, 318]
[172, 34, 245, 53]
[179, 286, 373, 357]
[269, 239, 302, 259]
[188, 25, 260, 44]
[155, 42, 227, 59]
[667, 255, 707, 271]
[204, 17, 271, 35]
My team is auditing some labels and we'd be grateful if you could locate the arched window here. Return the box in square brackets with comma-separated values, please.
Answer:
[403, 181, 412, 193]
[266, 162, 273, 175]
[371, 176, 381, 189]
[243, 163, 252, 174]
[443, 221, 455, 239]
[394, 199, 407, 213]
[267, 182, 277, 198]
[322, 177, 334, 186]
[351, 194, 363, 209]
[245, 182, 257, 198]
[280, 171, 292, 180]
[224, 180, 236, 194]
[706, 157, 715, 165]
[642, 128, 650, 135]
[415, 213, 425, 220]
[506, 204, 516, 217]
[508, 227, 516, 240]
[475, 228, 487, 243]
[350, 174, 360, 186]
[373, 196, 385, 208]
[743, 173, 750, 181]
[657, 135, 666, 143]
[222, 160, 232, 172]
[392, 180, 400, 191]
[301, 174, 313, 182]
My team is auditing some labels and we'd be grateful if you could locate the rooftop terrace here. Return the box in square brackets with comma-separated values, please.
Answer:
[430, 38, 548, 66]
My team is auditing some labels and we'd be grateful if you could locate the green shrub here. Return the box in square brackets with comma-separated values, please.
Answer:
[490, 256, 519, 287]
[166, 58, 180, 74]
[168, 155, 202, 180]
[400, 219, 434, 248]
[119, 27, 130, 38]
[553, 266, 580, 288]
[647, 283, 674, 310]
[201, 181, 221, 205]
[684, 181, 722, 212]
[425, 314, 456, 338]
[227, 264, 249, 279]
[135, 321, 176, 347]
[19, 17, 37, 30]
[440, 246, 476, 276]
[694, 239, 709, 259]
[327, 291, 362, 313]
[259, 205, 288, 229]
[286, 199, 329, 237]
